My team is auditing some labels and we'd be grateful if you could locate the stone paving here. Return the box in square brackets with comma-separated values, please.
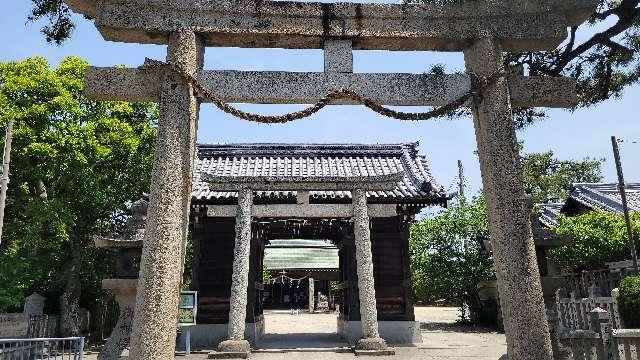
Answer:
[85, 307, 506, 359]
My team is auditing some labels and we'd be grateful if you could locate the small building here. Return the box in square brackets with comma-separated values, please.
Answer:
[540, 182, 640, 228]
[536, 182, 639, 297]
[262, 239, 339, 310]
[187, 142, 449, 346]
[536, 182, 639, 276]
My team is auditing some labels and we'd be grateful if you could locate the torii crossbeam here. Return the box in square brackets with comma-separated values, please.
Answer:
[64, 0, 597, 359]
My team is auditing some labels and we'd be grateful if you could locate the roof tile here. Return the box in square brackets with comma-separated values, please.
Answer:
[192, 143, 448, 204]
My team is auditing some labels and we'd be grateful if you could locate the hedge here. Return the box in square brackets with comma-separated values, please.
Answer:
[618, 275, 640, 328]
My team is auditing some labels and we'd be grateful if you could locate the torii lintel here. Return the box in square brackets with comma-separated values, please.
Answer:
[65, 0, 596, 52]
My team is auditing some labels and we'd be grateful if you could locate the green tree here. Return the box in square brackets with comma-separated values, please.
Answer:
[407, 0, 640, 124]
[409, 197, 494, 321]
[0, 57, 157, 335]
[549, 210, 640, 270]
[618, 275, 640, 328]
[409, 150, 603, 322]
[521, 151, 603, 204]
[262, 264, 271, 284]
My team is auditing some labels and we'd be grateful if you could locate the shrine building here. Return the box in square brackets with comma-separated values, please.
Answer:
[185, 142, 449, 347]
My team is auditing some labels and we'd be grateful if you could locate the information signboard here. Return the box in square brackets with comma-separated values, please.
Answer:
[178, 291, 197, 326]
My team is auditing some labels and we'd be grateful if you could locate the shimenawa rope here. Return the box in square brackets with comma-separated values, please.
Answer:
[140, 58, 513, 123]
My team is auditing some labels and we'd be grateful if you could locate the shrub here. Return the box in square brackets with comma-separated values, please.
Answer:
[618, 275, 640, 328]
[550, 211, 640, 270]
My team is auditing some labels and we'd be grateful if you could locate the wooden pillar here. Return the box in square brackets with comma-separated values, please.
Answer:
[463, 37, 553, 360]
[129, 29, 203, 360]
[399, 216, 415, 321]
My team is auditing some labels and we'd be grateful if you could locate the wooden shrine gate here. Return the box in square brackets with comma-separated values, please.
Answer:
[63, 0, 598, 359]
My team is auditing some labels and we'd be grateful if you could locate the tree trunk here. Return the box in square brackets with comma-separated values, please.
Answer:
[59, 247, 82, 337]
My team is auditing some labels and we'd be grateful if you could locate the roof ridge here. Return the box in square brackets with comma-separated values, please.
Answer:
[573, 182, 640, 188]
[196, 142, 418, 147]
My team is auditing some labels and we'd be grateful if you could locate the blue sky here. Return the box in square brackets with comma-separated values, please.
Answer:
[1, 0, 639, 199]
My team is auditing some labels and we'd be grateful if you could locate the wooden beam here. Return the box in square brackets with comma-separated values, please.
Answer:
[85, 67, 578, 108]
[204, 173, 403, 191]
[66, 0, 596, 52]
[207, 204, 398, 218]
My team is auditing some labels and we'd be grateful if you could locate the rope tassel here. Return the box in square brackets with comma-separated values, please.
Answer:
[141, 58, 513, 123]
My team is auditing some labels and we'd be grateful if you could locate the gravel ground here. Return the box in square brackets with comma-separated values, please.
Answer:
[84, 307, 507, 359]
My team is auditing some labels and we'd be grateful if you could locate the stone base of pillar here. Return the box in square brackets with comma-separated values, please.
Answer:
[208, 339, 250, 359]
[99, 279, 138, 360]
[356, 337, 388, 350]
[354, 337, 395, 357]
[176, 318, 264, 350]
[207, 351, 249, 359]
[338, 317, 421, 345]
[217, 339, 251, 353]
[354, 349, 396, 357]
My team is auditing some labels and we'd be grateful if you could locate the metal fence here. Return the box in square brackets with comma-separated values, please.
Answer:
[0, 337, 84, 360]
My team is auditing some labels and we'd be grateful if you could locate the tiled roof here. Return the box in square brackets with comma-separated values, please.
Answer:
[538, 182, 640, 227]
[192, 143, 447, 205]
[568, 182, 640, 214]
[539, 202, 564, 228]
[263, 239, 339, 270]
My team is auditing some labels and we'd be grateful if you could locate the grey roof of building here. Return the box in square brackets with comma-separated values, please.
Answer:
[192, 143, 447, 205]
[539, 202, 564, 228]
[568, 182, 640, 214]
[263, 239, 339, 271]
[538, 182, 640, 227]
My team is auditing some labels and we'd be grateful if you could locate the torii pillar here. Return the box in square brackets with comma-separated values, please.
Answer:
[129, 29, 204, 360]
[464, 37, 553, 360]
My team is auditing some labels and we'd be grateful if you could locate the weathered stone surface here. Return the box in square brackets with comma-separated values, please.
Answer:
[0, 314, 29, 339]
[217, 339, 251, 353]
[23, 293, 46, 316]
[338, 319, 421, 345]
[355, 337, 387, 351]
[66, 0, 595, 51]
[226, 188, 253, 341]
[85, 66, 578, 108]
[463, 38, 553, 360]
[128, 29, 203, 360]
[99, 279, 137, 360]
[352, 188, 384, 347]
[94, 197, 148, 250]
[547, 308, 572, 360]
[325, 40, 353, 73]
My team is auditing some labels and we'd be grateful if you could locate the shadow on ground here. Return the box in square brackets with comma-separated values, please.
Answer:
[255, 332, 352, 352]
[420, 321, 501, 334]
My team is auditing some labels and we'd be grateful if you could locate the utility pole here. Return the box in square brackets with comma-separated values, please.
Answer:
[0, 121, 13, 246]
[458, 160, 468, 252]
[458, 160, 465, 200]
[611, 136, 639, 272]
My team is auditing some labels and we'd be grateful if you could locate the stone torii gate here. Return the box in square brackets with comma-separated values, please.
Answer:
[62, 0, 597, 359]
